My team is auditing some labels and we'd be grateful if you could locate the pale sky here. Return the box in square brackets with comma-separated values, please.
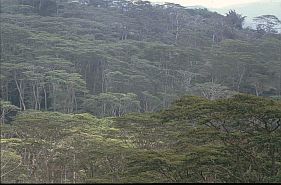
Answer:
[150, 0, 266, 8]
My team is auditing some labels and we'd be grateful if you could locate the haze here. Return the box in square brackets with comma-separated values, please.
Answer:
[150, 0, 264, 8]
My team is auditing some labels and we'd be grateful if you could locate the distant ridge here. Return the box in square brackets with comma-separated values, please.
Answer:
[185, 5, 206, 9]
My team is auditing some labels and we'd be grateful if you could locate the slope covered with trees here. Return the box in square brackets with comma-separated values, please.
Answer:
[0, 0, 281, 183]
[1, 95, 281, 183]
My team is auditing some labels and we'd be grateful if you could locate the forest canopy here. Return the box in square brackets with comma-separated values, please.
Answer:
[0, 0, 281, 183]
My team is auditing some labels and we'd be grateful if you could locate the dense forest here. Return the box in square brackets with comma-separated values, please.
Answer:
[0, 0, 281, 183]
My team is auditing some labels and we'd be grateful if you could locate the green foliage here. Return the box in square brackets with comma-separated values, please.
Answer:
[1, 93, 281, 183]
[83, 92, 141, 117]
[0, 100, 20, 124]
[158, 94, 281, 182]
[1, 0, 281, 115]
[225, 10, 246, 30]
[1, 0, 281, 183]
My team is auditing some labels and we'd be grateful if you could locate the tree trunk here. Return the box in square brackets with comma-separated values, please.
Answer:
[43, 86, 47, 110]
[270, 145, 277, 176]
[1, 109, 5, 125]
[14, 75, 26, 111]
[53, 83, 56, 111]
[32, 84, 38, 110]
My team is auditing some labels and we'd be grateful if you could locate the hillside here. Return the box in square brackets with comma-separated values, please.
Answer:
[1, 0, 281, 183]
[1, 0, 281, 115]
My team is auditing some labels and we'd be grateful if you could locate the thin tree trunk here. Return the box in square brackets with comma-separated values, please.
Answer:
[1, 109, 5, 125]
[74, 92, 77, 113]
[270, 145, 276, 176]
[43, 86, 47, 110]
[36, 84, 41, 110]
[53, 84, 56, 111]
[32, 84, 38, 110]
[73, 154, 76, 183]
[64, 167, 67, 183]
[14, 75, 26, 110]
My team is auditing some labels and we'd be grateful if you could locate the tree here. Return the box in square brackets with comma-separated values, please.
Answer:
[82, 92, 140, 117]
[225, 10, 246, 30]
[1, 111, 135, 183]
[190, 82, 235, 100]
[17, 0, 58, 16]
[253, 15, 281, 34]
[0, 146, 26, 183]
[0, 101, 19, 124]
[46, 70, 88, 113]
[159, 94, 281, 182]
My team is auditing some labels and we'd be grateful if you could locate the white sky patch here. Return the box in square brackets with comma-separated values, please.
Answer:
[149, 0, 268, 8]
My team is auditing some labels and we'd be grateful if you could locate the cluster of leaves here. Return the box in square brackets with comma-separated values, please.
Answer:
[1, 94, 280, 183]
[1, 0, 281, 183]
[1, 0, 281, 118]
[1, 111, 130, 183]
[115, 94, 281, 183]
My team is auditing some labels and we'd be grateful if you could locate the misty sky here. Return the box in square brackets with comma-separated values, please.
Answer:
[149, 0, 276, 8]
[148, 0, 281, 29]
